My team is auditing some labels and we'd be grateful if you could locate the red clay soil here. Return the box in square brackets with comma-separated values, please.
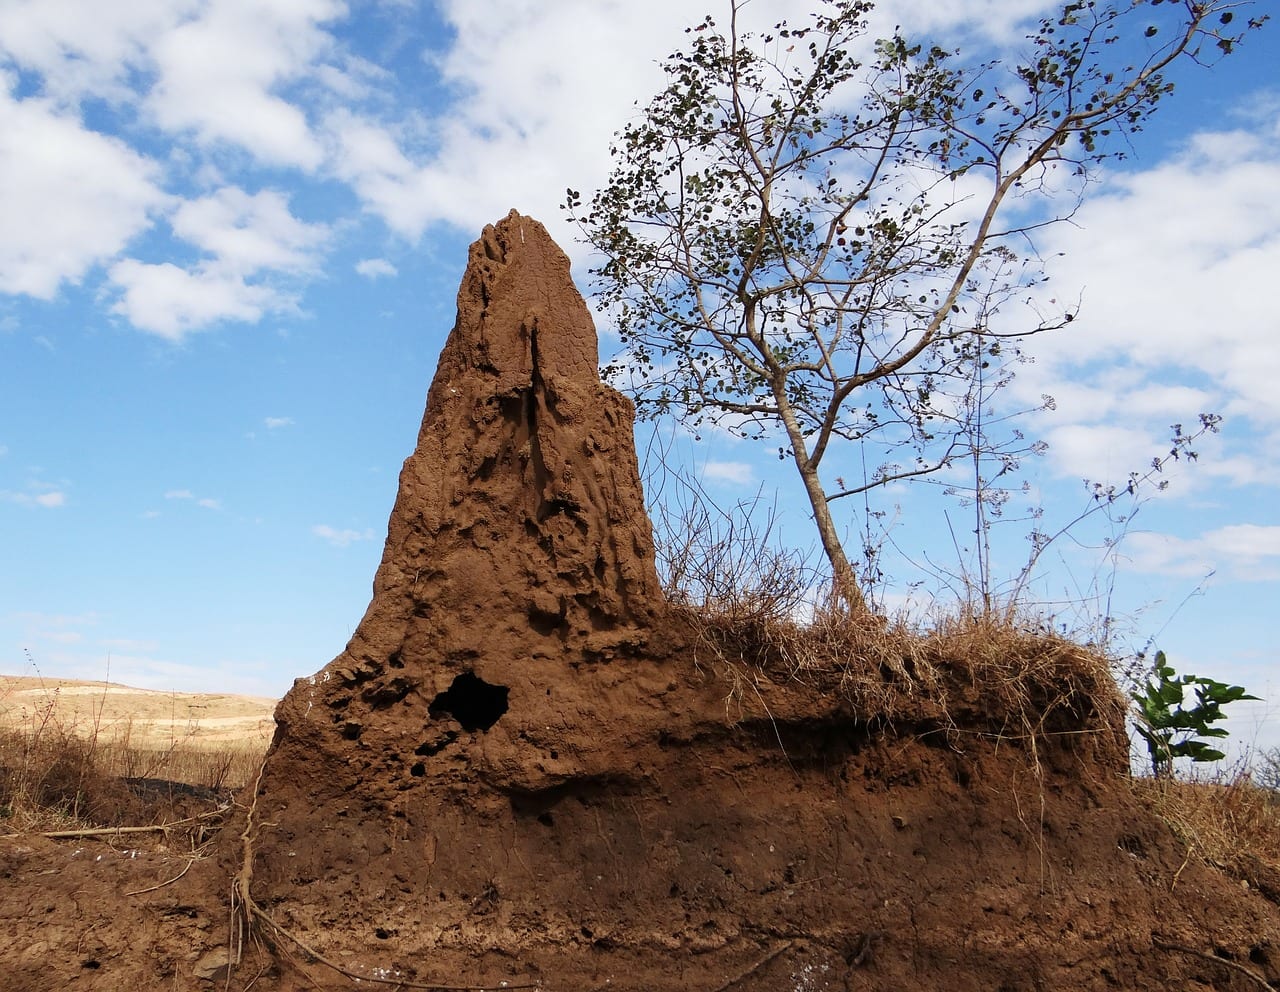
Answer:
[2, 212, 1277, 991]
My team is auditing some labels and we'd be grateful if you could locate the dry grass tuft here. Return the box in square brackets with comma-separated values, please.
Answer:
[1135, 769, 1280, 895]
[651, 474, 1126, 759]
[0, 727, 110, 831]
[0, 679, 268, 833]
[679, 595, 1128, 765]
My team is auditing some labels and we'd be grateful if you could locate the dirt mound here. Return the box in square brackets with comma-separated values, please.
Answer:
[1, 212, 1277, 991]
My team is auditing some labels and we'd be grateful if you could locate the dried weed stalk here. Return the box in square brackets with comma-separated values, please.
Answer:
[1136, 767, 1280, 896]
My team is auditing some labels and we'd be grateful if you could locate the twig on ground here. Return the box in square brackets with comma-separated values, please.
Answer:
[31, 806, 228, 840]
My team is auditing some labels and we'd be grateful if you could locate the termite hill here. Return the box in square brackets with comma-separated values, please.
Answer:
[263, 208, 673, 797]
[233, 211, 1280, 992]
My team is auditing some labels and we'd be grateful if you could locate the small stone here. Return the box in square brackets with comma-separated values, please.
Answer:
[192, 948, 231, 981]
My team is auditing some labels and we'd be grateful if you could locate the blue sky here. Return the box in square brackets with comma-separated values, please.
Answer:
[0, 0, 1277, 755]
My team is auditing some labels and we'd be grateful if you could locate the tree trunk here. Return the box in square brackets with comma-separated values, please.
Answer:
[771, 385, 868, 614]
[794, 450, 867, 615]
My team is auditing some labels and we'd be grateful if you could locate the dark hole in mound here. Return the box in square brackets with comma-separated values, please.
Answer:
[415, 731, 458, 757]
[528, 605, 563, 636]
[429, 672, 509, 732]
[363, 676, 415, 708]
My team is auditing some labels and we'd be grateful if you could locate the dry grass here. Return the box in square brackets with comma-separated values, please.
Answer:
[0, 679, 268, 833]
[650, 468, 1127, 758]
[681, 598, 1128, 759]
[1135, 768, 1280, 892]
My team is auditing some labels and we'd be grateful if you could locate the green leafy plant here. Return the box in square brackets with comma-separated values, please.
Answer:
[1133, 650, 1258, 779]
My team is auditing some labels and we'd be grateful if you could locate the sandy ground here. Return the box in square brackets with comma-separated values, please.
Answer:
[0, 675, 277, 749]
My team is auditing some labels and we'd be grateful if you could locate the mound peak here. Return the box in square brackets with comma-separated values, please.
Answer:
[260, 210, 676, 807]
[364, 208, 665, 660]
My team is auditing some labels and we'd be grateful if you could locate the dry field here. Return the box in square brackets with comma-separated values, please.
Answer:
[0, 675, 276, 832]
[0, 675, 275, 751]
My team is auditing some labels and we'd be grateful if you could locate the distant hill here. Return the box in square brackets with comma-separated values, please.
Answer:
[0, 675, 276, 750]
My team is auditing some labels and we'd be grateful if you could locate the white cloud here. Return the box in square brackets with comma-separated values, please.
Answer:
[163, 488, 220, 510]
[989, 108, 1280, 502]
[1197, 447, 1280, 489]
[1012, 116, 1280, 427]
[0, 82, 167, 298]
[887, 0, 1058, 41]
[107, 185, 327, 338]
[145, 0, 344, 170]
[0, 0, 1089, 338]
[355, 258, 397, 279]
[171, 187, 328, 275]
[323, 107, 433, 238]
[324, 0, 1064, 248]
[2, 488, 67, 508]
[108, 259, 291, 339]
[264, 416, 294, 429]
[0, 0, 196, 106]
[0, 444, 8, 456]
[703, 461, 755, 486]
[322, 3, 692, 241]
[106, 184, 327, 338]
[312, 524, 375, 547]
[1123, 525, 1280, 582]
[1037, 422, 1167, 484]
[0, 1, 344, 338]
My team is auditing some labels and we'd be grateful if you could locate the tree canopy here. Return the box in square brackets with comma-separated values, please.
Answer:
[568, 0, 1265, 611]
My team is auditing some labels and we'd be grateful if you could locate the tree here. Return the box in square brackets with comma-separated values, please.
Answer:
[566, 0, 1264, 612]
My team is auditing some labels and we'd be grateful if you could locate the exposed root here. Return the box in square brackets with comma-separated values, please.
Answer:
[124, 857, 195, 896]
[708, 940, 793, 992]
[1154, 939, 1275, 990]
[31, 805, 229, 840]
[233, 758, 266, 961]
